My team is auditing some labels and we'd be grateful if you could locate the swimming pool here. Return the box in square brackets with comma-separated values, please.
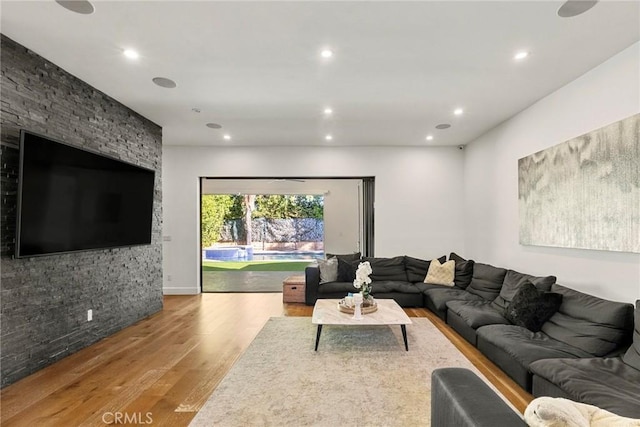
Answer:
[203, 248, 324, 261]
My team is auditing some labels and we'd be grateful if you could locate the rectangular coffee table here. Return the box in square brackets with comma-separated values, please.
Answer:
[311, 299, 412, 351]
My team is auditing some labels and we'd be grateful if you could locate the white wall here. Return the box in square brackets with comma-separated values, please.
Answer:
[320, 179, 362, 255]
[163, 146, 465, 294]
[464, 42, 640, 303]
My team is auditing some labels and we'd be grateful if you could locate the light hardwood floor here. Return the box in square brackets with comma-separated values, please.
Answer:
[0, 294, 532, 426]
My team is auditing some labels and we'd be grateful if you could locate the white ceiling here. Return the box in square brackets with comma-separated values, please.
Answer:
[1, 1, 639, 147]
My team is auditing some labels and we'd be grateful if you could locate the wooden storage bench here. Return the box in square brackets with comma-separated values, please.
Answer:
[283, 275, 306, 303]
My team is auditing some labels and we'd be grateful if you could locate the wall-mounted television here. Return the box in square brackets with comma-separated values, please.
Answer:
[16, 130, 155, 258]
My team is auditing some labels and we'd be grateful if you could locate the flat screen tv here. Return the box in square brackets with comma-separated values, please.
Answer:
[16, 130, 155, 258]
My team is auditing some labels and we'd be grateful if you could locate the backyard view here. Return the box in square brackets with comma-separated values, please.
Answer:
[201, 194, 324, 292]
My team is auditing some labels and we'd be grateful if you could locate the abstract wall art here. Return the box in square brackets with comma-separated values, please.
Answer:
[519, 113, 639, 253]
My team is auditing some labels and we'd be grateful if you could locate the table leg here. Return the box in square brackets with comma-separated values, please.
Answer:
[401, 325, 408, 351]
[315, 325, 323, 351]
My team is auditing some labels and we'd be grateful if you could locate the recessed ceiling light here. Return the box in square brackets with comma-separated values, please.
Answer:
[123, 49, 139, 60]
[514, 51, 530, 60]
[324, 107, 333, 115]
[435, 124, 451, 130]
[426, 135, 434, 141]
[152, 77, 177, 88]
[206, 123, 222, 129]
[454, 108, 464, 116]
[321, 49, 333, 59]
[55, 0, 94, 14]
[223, 134, 231, 141]
[558, 0, 598, 18]
[325, 134, 333, 141]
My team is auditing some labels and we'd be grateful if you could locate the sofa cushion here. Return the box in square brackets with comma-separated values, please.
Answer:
[370, 280, 422, 294]
[622, 300, 640, 370]
[405, 255, 446, 283]
[466, 263, 507, 301]
[504, 281, 563, 332]
[363, 256, 408, 282]
[425, 259, 455, 286]
[423, 286, 484, 312]
[449, 252, 475, 289]
[316, 281, 357, 295]
[318, 257, 338, 284]
[446, 300, 510, 329]
[492, 269, 557, 310]
[541, 284, 635, 357]
[337, 258, 359, 282]
[476, 324, 594, 390]
[530, 357, 640, 419]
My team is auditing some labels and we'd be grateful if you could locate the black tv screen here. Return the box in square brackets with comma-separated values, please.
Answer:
[16, 130, 155, 258]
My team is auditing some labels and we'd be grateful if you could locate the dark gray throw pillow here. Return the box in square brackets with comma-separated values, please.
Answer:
[337, 257, 359, 282]
[449, 252, 475, 289]
[504, 281, 562, 332]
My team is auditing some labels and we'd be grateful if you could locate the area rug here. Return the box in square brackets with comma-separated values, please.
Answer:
[189, 317, 502, 426]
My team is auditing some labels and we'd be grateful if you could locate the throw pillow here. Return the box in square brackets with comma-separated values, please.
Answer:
[449, 252, 475, 289]
[317, 257, 338, 284]
[505, 281, 563, 332]
[337, 257, 359, 282]
[424, 259, 455, 286]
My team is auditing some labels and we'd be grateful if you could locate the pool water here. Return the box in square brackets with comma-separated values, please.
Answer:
[203, 249, 324, 262]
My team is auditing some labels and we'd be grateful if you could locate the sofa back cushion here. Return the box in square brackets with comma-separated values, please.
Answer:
[466, 263, 507, 301]
[541, 284, 635, 356]
[405, 255, 446, 283]
[449, 252, 475, 289]
[492, 269, 556, 310]
[622, 301, 640, 370]
[363, 256, 408, 282]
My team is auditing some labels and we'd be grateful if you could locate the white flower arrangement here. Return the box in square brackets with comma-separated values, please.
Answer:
[353, 261, 373, 298]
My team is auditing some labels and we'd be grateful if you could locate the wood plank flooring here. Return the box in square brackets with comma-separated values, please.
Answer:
[0, 294, 532, 426]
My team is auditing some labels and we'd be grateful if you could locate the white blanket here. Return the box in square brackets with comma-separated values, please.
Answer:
[524, 397, 640, 427]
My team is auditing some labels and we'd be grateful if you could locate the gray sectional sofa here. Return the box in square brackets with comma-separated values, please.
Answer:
[304, 252, 639, 418]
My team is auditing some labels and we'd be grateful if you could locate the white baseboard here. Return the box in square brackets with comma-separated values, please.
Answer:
[163, 286, 200, 295]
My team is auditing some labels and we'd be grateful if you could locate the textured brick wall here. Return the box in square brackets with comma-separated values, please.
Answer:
[0, 35, 163, 387]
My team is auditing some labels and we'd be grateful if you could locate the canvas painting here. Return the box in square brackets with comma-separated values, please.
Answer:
[519, 113, 639, 253]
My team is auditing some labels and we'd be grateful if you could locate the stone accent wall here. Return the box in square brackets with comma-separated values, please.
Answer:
[0, 35, 163, 387]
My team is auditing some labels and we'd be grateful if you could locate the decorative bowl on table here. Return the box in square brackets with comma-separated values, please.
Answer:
[337, 296, 378, 314]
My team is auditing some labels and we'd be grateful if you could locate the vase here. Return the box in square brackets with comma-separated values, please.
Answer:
[362, 293, 374, 307]
[352, 293, 363, 320]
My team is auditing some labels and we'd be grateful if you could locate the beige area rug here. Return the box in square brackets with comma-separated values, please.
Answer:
[190, 317, 500, 427]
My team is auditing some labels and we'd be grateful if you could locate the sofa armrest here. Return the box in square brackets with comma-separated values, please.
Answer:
[305, 266, 320, 306]
[431, 368, 526, 427]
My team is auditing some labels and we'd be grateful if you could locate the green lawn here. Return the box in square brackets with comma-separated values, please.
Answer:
[202, 260, 315, 272]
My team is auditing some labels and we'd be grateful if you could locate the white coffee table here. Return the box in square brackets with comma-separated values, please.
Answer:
[311, 299, 412, 351]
